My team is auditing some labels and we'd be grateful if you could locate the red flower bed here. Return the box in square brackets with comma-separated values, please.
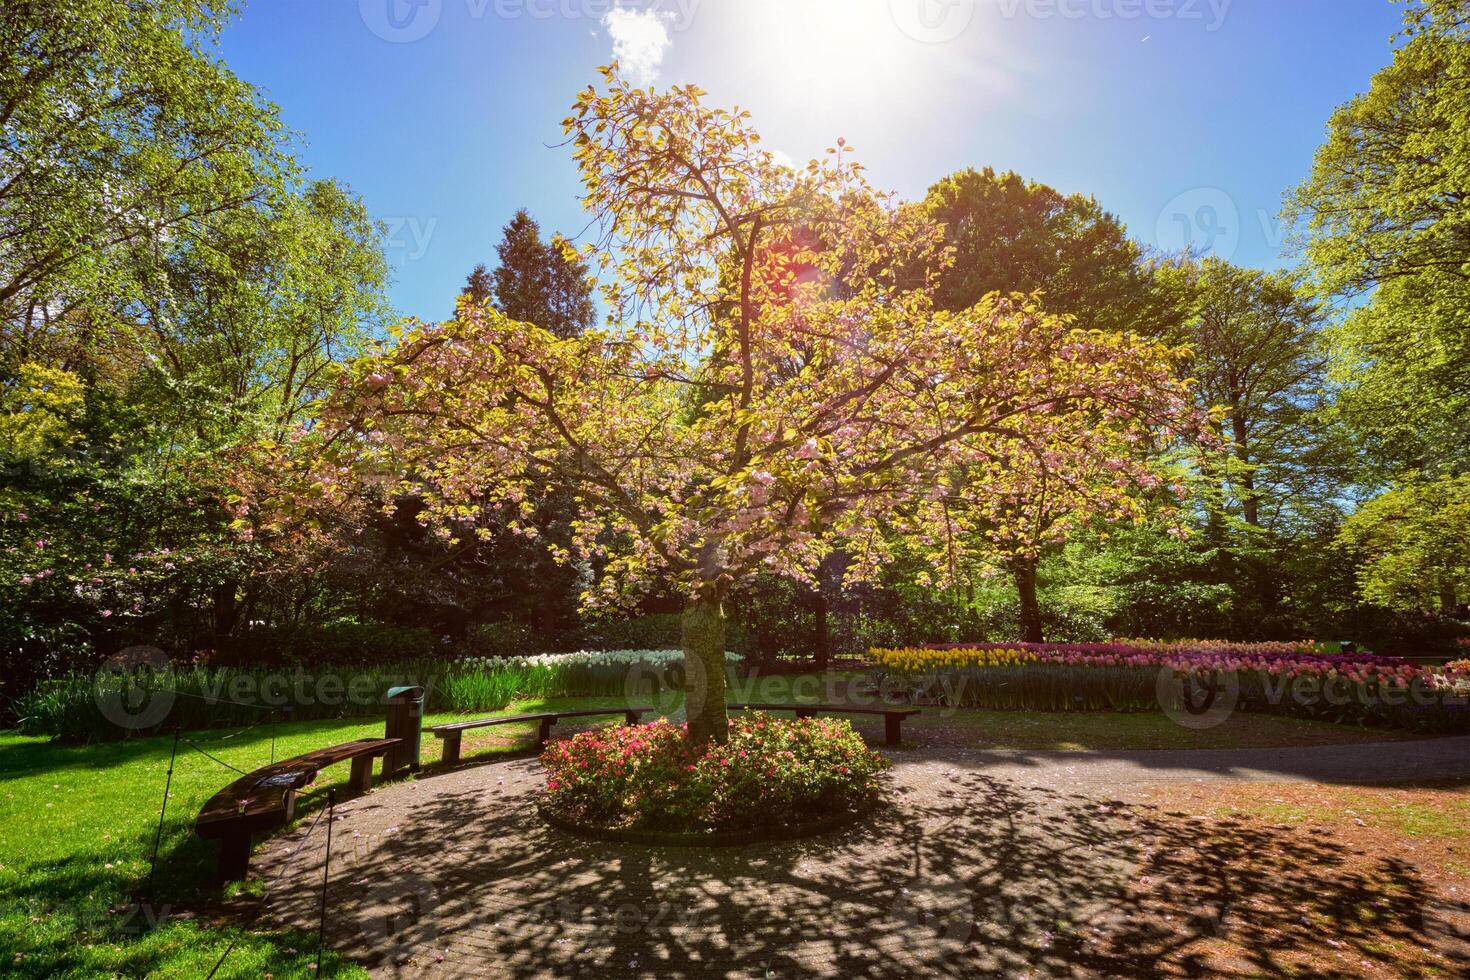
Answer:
[540, 714, 888, 834]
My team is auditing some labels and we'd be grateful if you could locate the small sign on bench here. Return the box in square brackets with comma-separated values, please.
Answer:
[195, 737, 400, 882]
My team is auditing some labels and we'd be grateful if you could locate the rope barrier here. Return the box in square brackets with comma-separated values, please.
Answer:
[142, 727, 181, 901]
[204, 802, 330, 980]
[167, 687, 283, 712]
[178, 711, 279, 744]
[315, 789, 337, 975]
[182, 740, 256, 778]
[149, 705, 347, 976]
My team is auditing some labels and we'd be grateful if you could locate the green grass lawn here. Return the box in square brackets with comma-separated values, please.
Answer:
[0, 681, 1435, 977]
[0, 694, 650, 979]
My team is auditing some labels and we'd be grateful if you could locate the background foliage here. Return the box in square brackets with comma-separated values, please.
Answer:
[3, 0, 1469, 726]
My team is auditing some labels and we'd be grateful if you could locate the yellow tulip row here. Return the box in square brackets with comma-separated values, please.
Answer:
[870, 646, 1040, 673]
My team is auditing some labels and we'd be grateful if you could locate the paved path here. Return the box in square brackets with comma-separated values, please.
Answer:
[256, 731, 1470, 978]
[927, 732, 1470, 788]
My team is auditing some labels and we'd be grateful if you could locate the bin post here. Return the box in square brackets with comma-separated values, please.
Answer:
[383, 685, 425, 777]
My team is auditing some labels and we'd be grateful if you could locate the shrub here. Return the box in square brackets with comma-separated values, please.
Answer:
[215, 622, 441, 666]
[16, 648, 744, 741]
[540, 714, 888, 833]
[460, 621, 545, 658]
[452, 648, 743, 701]
[15, 661, 445, 741]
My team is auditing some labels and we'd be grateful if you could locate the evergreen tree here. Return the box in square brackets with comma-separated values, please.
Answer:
[461, 263, 494, 308]
[489, 210, 595, 338]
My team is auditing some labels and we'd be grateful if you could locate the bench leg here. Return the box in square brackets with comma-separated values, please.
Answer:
[884, 714, 902, 747]
[537, 718, 555, 747]
[441, 734, 461, 766]
[282, 788, 297, 823]
[350, 755, 374, 794]
[624, 710, 641, 725]
[795, 708, 815, 719]
[217, 833, 253, 883]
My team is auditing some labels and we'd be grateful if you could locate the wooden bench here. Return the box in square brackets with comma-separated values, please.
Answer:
[728, 703, 920, 746]
[195, 737, 400, 882]
[430, 707, 651, 764]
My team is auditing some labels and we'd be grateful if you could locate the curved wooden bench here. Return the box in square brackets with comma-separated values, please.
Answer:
[195, 737, 399, 881]
[727, 703, 920, 746]
[430, 707, 651, 764]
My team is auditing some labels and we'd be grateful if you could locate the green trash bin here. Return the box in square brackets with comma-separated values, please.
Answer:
[384, 685, 424, 776]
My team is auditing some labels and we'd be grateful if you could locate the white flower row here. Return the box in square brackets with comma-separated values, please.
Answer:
[455, 648, 742, 671]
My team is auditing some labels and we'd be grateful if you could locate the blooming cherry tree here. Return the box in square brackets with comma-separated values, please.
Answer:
[322, 68, 1202, 745]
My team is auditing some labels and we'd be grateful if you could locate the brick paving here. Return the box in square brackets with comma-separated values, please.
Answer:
[255, 730, 1470, 978]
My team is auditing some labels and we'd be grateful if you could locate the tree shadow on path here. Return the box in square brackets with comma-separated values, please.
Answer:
[252, 758, 1460, 978]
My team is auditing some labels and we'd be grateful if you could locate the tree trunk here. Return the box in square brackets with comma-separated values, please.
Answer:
[813, 586, 829, 673]
[212, 580, 239, 642]
[1440, 583, 1458, 615]
[1231, 409, 1259, 528]
[1013, 556, 1044, 644]
[681, 592, 730, 747]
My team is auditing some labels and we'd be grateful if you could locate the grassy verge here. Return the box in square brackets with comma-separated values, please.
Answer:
[903, 705, 1422, 751]
[0, 696, 688, 978]
[1116, 780, 1470, 976]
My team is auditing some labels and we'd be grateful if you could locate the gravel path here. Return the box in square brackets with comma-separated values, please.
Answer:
[253, 731, 1470, 978]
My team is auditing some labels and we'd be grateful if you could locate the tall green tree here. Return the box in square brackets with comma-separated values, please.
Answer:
[0, 0, 391, 678]
[0, 0, 288, 340]
[462, 263, 494, 309]
[1286, 0, 1470, 473]
[1339, 474, 1470, 614]
[919, 167, 1180, 640]
[922, 167, 1172, 334]
[480, 209, 596, 338]
[1155, 258, 1352, 632]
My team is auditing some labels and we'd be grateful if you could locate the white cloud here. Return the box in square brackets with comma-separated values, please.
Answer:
[601, 7, 673, 87]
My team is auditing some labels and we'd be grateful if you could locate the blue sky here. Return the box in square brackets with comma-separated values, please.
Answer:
[219, 0, 1405, 321]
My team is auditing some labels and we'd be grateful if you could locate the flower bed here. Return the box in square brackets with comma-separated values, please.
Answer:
[871, 642, 1470, 733]
[539, 714, 888, 839]
[445, 648, 742, 703]
[20, 648, 743, 742]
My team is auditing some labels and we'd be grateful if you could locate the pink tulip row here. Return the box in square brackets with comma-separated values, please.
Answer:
[916, 640, 1469, 689]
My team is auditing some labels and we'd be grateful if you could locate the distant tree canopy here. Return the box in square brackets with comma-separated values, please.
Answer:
[1288, 0, 1470, 474]
[463, 209, 597, 338]
[0, 0, 391, 685]
[1340, 474, 1470, 614]
[1286, 0, 1470, 622]
[921, 167, 1173, 336]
